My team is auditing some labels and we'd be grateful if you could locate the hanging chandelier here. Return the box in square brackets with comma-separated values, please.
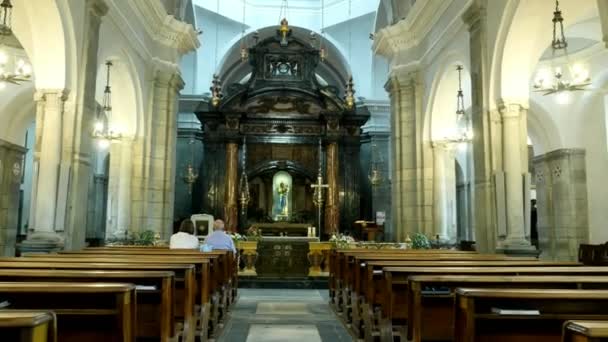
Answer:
[0, 0, 13, 36]
[210, 74, 222, 108]
[533, 0, 591, 97]
[438, 65, 472, 144]
[0, 0, 32, 90]
[182, 123, 199, 195]
[238, 137, 250, 215]
[319, 0, 327, 62]
[278, 0, 291, 46]
[344, 76, 356, 110]
[368, 143, 384, 187]
[239, 2, 248, 62]
[93, 61, 122, 149]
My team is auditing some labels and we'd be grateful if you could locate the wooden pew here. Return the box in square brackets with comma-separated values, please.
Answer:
[337, 253, 555, 328]
[348, 260, 578, 339]
[408, 275, 608, 342]
[0, 311, 57, 342]
[333, 250, 535, 313]
[20, 252, 225, 334]
[379, 267, 608, 342]
[0, 261, 197, 342]
[0, 282, 136, 342]
[328, 249, 480, 309]
[0, 269, 176, 342]
[563, 321, 608, 342]
[454, 288, 608, 342]
[58, 249, 236, 308]
[2, 255, 216, 340]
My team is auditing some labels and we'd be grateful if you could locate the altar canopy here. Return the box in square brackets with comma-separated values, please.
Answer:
[187, 24, 370, 237]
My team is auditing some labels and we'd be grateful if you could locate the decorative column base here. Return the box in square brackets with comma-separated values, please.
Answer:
[496, 238, 539, 258]
[308, 242, 331, 277]
[18, 232, 64, 254]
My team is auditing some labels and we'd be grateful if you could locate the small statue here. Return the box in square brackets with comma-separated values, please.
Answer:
[277, 182, 289, 216]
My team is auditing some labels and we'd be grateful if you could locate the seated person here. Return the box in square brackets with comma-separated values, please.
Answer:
[170, 219, 199, 249]
[205, 219, 236, 254]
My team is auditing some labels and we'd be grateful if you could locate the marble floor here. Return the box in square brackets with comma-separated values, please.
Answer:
[217, 289, 353, 342]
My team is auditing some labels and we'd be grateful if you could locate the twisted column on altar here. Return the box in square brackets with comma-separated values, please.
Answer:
[224, 142, 239, 232]
[324, 142, 339, 235]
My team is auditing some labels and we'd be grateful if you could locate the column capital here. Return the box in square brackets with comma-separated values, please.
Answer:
[87, 0, 109, 18]
[385, 66, 422, 94]
[431, 140, 456, 151]
[34, 89, 69, 103]
[152, 57, 184, 90]
[498, 101, 527, 119]
[462, 0, 486, 31]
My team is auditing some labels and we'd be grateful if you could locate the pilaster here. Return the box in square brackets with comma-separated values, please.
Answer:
[534, 149, 589, 261]
[385, 69, 428, 242]
[432, 141, 457, 242]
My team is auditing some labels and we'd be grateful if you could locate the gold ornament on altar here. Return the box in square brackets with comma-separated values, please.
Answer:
[210, 74, 222, 107]
[278, 18, 291, 46]
[344, 76, 355, 110]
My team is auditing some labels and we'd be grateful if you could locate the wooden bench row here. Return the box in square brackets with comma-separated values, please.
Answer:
[329, 248, 608, 342]
[0, 247, 237, 342]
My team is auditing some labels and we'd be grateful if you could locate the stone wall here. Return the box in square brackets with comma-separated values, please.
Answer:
[0, 139, 26, 256]
[533, 149, 589, 261]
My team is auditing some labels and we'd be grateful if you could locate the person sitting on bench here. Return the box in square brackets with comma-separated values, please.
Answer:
[205, 219, 236, 254]
[170, 219, 200, 249]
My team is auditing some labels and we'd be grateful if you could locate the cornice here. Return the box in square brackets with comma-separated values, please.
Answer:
[373, 0, 451, 61]
[131, 1, 200, 55]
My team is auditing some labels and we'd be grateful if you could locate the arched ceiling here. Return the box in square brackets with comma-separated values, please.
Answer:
[194, 0, 379, 32]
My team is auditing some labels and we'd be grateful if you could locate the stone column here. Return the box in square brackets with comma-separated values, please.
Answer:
[224, 142, 238, 232]
[325, 142, 339, 235]
[463, 3, 498, 252]
[0, 140, 26, 256]
[144, 64, 184, 238]
[432, 142, 457, 242]
[598, 0, 608, 47]
[386, 70, 429, 241]
[20, 89, 69, 253]
[534, 149, 588, 261]
[499, 103, 533, 250]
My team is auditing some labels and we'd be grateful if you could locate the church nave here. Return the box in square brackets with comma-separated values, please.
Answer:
[218, 289, 352, 342]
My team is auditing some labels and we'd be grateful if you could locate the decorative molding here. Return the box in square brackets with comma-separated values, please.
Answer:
[131, 1, 200, 54]
[372, 0, 451, 60]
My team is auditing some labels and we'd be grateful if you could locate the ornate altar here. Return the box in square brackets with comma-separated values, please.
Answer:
[193, 24, 370, 243]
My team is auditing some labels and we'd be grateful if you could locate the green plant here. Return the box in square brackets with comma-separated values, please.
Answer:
[411, 233, 431, 249]
[105, 229, 159, 246]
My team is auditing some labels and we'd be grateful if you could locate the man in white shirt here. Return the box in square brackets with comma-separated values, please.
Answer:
[170, 219, 200, 249]
[205, 219, 236, 254]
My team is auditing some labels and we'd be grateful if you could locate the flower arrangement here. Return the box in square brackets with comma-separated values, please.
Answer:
[105, 229, 162, 246]
[246, 226, 262, 242]
[229, 233, 246, 244]
[329, 233, 355, 249]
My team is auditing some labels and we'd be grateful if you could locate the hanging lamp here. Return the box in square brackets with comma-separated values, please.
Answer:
[93, 61, 122, 149]
[238, 137, 250, 215]
[532, 0, 591, 98]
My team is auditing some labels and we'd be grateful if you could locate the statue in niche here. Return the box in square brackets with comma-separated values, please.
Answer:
[277, 182, 289, 216]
